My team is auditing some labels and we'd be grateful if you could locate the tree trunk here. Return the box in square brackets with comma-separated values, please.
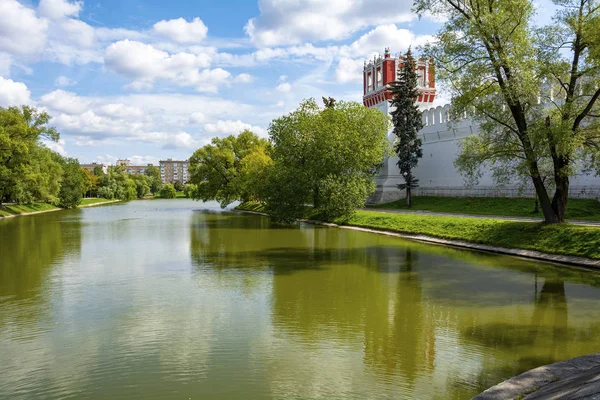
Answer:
[406, 187, 412, 208]
[531, 174, 559, 224]
[552, 176, 569, 223]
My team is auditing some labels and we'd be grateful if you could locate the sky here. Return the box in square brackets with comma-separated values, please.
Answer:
[0, 0, 556, 165]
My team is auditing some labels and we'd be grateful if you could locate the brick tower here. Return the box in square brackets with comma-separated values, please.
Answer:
[363, 48, 436, 112]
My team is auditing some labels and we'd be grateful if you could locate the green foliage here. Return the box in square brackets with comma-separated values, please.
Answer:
[183, 183, 198, 198]
[131, 174, 151, 198]
[416, 0, 600, 223]
[159, 184, 177, 199]
[265, 98, 390, 221]
[143, 165, 162, 194]
[81, 169, 99, 198]
[0, 106, 62, 205]
[390, 48, 424, 207]
[97, 167, 137, 201]
[189, 130, 272, 207]
[58, 158, 84, 209]
[92, 166, 104, 176]
[173, 180, 185, 192]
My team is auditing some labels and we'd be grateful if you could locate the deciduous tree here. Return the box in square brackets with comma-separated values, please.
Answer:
[416, 0, 600, 223]
[266, 99, 390, 221]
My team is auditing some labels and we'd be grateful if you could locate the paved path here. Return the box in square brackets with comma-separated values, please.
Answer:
[473, 353, 600, 399]
[362, 208, 600, 227]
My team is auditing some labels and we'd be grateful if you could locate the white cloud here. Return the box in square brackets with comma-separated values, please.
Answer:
[38, 0, 82, 20]
[233, 73, 253, 83]
[347, 25, 435, 56]
[0, 0, 48, 58]
[43, 138, 67, 156]
[204, 120, 267, 137]
[0, 77, 31, 106]
[279, 75, 287, 82]
[276, 82, 292, 93]
[245, 0, 416, 47]
[189, 111, 205, 124]
[96, 103, 144, 118]
[39, 89, 89, 114]
[55, 75, 76, 86]
[129, 155, 160, 165]
[105, 40, 228, 92]
[153, 17, 208, 43]
[0, 53, 11, 76]
[335, 57, 363, 83]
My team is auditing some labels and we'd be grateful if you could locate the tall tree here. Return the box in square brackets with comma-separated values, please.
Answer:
[0, 106, 61, 205]
[144, 165, 162, 194]
[58, 158, 84, 209]
[415, 0, 600, 223]
[390, 48, 424, 207]
[266, 99, 390, 221]
[188, 130, 272, 207]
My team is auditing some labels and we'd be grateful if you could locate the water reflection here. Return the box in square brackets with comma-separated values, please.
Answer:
[1, 204, 600, 400]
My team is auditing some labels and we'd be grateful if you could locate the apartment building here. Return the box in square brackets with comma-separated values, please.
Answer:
[124, 164, 154, 175]
[81, 162, 108, 174]
[159, 159, 189, 184]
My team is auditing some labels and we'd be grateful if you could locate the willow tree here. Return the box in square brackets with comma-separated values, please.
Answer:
[415, 0, 600, 223]
[390, 48, 424, 208]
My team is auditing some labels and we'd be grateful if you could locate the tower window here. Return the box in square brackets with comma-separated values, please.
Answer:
[376, 69, 382, 87]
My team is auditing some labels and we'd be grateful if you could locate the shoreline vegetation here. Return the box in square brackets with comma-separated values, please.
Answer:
[0, 198, 119, 218]
[235, 201, 600, 261]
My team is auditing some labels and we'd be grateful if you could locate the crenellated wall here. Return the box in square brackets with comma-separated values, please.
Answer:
[368, 104, 600, 203]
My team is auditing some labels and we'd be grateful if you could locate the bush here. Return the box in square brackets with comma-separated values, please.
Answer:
[160, 184, 177, 199]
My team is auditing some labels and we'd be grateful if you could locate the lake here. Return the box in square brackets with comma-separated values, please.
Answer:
[1, 199, 600, 399]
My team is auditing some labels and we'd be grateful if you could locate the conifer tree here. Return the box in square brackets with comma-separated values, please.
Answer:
[390, 48, 424, 207]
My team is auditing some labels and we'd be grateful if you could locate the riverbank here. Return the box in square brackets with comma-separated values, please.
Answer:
[235, 202, 600, 263]
[0, 198, 120, 218]
[369, 196, 600, 221]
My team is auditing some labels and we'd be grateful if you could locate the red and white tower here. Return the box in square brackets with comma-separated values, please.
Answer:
[362, 48, 436, 111]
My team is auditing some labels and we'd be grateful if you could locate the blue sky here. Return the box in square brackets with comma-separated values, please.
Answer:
[0, 0, 554, 165]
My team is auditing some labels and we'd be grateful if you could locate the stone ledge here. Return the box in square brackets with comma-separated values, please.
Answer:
[472, 353, 600, 399]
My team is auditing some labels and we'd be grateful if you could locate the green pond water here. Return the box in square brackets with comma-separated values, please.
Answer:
[1, 199, 600, 400]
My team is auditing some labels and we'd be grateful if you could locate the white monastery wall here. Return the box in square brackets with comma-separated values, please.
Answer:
[369, 104, 600, 203]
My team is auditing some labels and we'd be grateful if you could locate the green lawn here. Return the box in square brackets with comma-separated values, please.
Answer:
[80, 197, 111, 206]
[368, 196, 600, 221]
[153, 192, 187, 199]
[235, 202, 600, 259]
[0, 203, 59, 217]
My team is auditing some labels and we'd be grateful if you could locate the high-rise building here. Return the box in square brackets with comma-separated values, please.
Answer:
[159, 158, 189, 184]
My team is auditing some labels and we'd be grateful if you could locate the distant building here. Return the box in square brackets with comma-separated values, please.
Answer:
[159, 158, 189, 184]
[124, 164, 153, 175]
[116, 159, 131, 167]
[81, 162, 108, 174]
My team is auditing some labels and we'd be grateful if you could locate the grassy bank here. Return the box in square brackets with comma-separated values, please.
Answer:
[368, 196, 600, 221]
[153, 192, 187, 199]
[235, 202, 600, 260]
[0, 198, 115, 217]
[0, 203, 59, 217]
[80, 197, 111, 206]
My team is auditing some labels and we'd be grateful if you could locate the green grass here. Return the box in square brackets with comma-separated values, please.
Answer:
[80, 197, 111, 206]
[368, 196, 600, 221]
[153, 192, 187, 199]
[344, 211, 600, 259]
[236, 202, 600, 259]
[0, 202, 59, 217]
